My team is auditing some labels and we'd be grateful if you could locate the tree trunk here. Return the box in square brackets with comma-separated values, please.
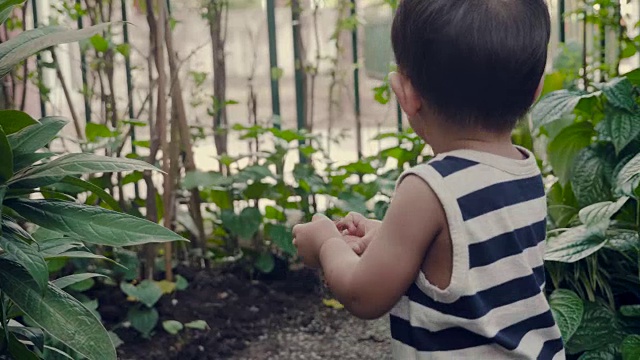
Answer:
[208, 1, 228, 170]
[163, 1, 207, 264]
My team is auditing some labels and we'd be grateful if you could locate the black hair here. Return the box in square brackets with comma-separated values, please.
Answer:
[391, 0, 551, 131]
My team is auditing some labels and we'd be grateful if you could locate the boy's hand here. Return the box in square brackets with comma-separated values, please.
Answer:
[292, 214, 342, 268]
[342, 234, 371, 256]
[336, 212, 381, 237]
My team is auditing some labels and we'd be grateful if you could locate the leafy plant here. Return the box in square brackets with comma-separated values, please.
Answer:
[533, 73, 640, 358]
[0, 2, 184, 358]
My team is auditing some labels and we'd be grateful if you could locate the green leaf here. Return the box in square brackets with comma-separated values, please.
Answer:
[616, 152, 640, 196]
[175, 274, 188, 291]
[53, 273, 107, 290]
[566, 301, 623, 354]
[596, 109, 640, 154]
[549, 289, 584, 343]
[36, 237, 83, 256]
[8, 117, 67, 156]
[13, 152, 56, 172]
[265, 205, 286, 222]
[579, 197, 629, 226]
[6, 331, 38, 360]
[120, 280, 162, 308]
[11, 153, 159, 184]
[0, 258, 116, 360]
[547, 182, 579, 228]
[606, 230, 640, 252]
[115, 43, 130, 57]
[60, 176, 122, 212]
[548, 122, 594, 184]
[0, 22, 113, 77]
[0, 1, 26, 25]
[162, 320, 183, 335]
[0, 235, 48, 291]
[532, 90, 597, 130]
[7, 199, 185, 246]
[601, 77, 636, 112]
[578, 344, 618, 360]
[184, 320, 208, 330]
[545, 224, 608, 263]
[234, 165, 274, 183]
[89, 34, 109, 53]
[127, 306, 158, 338]
[254, 252, 275, 273]
[0, 110, 38, 135]
[8, 325, 44, 353]
[85, 123, 113, 142]
[622, 335, 640, 360]
[44, 251, 115, 265]
[221, 207, 262, 240]
[267, 224, 295, 256]
[571, 145, 615, 207]
[182, 171, 230, 189]
[620, 305, 640, 317]
[0, 126, 13, 184]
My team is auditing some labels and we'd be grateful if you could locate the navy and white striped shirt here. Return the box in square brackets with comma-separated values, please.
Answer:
[390, 147, 565, 359]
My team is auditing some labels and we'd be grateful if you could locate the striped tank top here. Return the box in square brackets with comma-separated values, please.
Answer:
[390, 147, 565, 360]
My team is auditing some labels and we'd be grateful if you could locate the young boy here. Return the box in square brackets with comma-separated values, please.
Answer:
[292, 0, 565, 359]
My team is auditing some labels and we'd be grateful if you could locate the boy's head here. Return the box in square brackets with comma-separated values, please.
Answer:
[390, 0, 551, 133]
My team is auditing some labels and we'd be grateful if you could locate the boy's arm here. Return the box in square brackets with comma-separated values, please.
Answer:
[319, 175, 446, 319]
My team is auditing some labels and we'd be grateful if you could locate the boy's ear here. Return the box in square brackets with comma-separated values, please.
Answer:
[533, 77, 545, 102]
[390, 72, 422, 117]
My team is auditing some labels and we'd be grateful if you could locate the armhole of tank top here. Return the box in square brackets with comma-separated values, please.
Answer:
[396, 164, 469, 303]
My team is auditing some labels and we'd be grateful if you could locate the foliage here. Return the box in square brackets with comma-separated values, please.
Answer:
[533, 72, 640, 357]
[0, 2, 184, 359]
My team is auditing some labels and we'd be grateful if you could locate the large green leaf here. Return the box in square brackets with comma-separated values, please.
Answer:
[545, 224, 609, 263]
[548, 122, 595, 184]
[7, 199, 185, 246]
[0, 235, 48, 291]
[616, 152, 640, 196]
[0, 126, 12, 184]
[601, 77, 636, 112]
[0, 110, 38, 135]
[566, 301, 623, 354]
[532, 90, 598, 130]
[8, 117, 67, 157]
[578, 197, 629, 227]
[10, 153, 159, 184]
[549, 289, 584, 343]
[221, 207, 262, 240]
[571, 145, 615, 208]
[254, 252, 275, 273]
[120, 281, 162, 308]
[0, 23, 112, 77]
[0, 258, 116, 360]
[622, 335, 640, 360]
[53, 273, 107, 290]
[596, 109, 640, 154]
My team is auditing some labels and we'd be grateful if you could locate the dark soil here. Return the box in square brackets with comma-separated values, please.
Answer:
[92, 264, 391, 360]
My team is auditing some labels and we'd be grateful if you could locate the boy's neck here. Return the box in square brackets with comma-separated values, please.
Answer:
[424, 123, 524, 160]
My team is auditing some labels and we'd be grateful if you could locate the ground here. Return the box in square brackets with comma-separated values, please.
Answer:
[94, 264, 392, 360]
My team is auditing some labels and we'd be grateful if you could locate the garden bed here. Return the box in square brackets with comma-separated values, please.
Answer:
[92, 265, 391, 360]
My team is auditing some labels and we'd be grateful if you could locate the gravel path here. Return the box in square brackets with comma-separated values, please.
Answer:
[235, 308, 393, 360]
